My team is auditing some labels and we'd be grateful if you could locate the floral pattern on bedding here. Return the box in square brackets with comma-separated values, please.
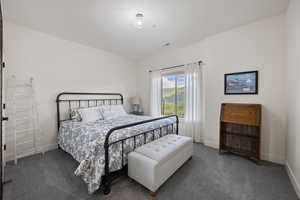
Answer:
[58, 114, 177, 194]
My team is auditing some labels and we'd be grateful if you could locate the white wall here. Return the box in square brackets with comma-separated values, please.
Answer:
[286, 0, 300, 197]
[3, 22, 138, 161]
[137, 14, 286, 164]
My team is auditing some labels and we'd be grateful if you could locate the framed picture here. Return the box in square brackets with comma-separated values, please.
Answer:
[224, 71, 258, 95]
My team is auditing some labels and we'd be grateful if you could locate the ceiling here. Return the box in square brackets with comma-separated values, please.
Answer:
[3, 0, 289, 61]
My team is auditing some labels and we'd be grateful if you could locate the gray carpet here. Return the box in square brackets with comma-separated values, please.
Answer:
[3, 144, 299, 200]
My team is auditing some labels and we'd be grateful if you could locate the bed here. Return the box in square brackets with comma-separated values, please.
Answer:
[56, 92, 179, 195]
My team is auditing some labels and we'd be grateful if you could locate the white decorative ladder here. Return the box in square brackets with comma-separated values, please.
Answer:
[6, 76, 43, 164]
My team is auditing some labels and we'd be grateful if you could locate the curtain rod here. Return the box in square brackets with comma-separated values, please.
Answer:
[148, 61, 202, 73]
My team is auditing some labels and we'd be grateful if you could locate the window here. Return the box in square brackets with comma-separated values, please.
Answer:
[161, 72, 185, 117]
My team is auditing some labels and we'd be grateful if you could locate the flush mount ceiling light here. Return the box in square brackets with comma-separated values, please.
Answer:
[162, 42, 171, 47]
[134, 13, 144, 29]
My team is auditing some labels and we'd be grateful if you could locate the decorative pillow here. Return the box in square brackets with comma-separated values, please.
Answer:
[100, 105, 127, 120]
[77, 107, 104, 122]
[70, 109, 82, 122]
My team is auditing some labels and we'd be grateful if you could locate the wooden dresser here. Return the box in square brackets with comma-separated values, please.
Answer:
[219, 103, 262, 164]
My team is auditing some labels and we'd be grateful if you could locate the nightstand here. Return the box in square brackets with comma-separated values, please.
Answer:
[130, 111, 144, 115]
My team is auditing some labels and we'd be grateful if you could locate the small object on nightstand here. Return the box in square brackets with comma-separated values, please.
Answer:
[131, 96, 141, 113]
[130, 111, 144, 115]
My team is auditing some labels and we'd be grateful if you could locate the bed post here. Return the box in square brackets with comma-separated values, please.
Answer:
[120, 94, 123, 104]
[176, 115, 179, 135]
[56, 93, 64, 149]
[56, 98, 60, 131]
[103, 130, 112, 195]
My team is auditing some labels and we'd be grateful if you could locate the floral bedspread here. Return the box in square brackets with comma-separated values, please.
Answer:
[58, 114, 176, 194]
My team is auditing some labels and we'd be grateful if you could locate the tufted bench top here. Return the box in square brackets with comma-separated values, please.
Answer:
[134, 134, 193, 164]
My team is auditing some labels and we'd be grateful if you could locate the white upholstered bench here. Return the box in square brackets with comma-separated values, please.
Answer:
[128, 134, 193, 196]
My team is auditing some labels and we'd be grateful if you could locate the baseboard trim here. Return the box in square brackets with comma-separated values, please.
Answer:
[4, 143, 58, 162]
[261, 153, 285, 165]
[286, 162, 300, 199]
[40, 143, 59, 152]
[203, 139, 219, 149]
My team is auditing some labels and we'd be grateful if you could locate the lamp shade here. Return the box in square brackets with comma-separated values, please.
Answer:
[131, 96, 140, 105]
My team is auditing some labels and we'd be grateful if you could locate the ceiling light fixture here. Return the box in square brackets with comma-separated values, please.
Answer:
[163, 42, 171, 47]
[134, 13, 144, 29]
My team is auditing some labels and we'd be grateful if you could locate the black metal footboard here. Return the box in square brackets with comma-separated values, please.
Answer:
[102, 115, 179, 195]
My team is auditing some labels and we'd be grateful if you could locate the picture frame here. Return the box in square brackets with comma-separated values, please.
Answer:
[224, 71, 258, 95]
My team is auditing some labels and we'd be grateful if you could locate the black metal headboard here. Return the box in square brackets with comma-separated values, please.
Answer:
[56, 92, 123, 131]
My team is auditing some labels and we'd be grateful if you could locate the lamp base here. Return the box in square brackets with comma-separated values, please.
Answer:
[132, 104, 140, 113]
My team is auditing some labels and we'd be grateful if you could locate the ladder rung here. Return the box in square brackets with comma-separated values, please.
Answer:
[7, 84, 32, 88]
[15, 116, 34, 120]
[14, 109, 33, 113]
[16, 129, 35, 133]
[14, 91, 32, 94]
[15, 131, 34, 136]
[16, 149, 37, 159]
[16, 141, 34, 146]
[13, 95, 32, 98]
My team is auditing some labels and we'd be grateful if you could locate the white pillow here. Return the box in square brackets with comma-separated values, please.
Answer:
[77, 107, 104, 122]
[100, 105, 127, 120]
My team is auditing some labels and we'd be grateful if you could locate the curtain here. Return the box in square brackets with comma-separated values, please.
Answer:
[150, 71, 162, 117]
[184, 62, 203, 143]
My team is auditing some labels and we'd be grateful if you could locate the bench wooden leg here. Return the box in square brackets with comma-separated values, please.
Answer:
[149, 191, 157, 197]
